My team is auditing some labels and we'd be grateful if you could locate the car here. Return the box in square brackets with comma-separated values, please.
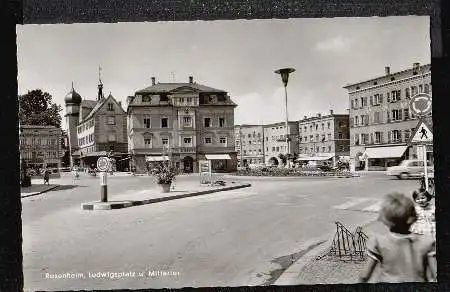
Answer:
[386, 159, 434, 180]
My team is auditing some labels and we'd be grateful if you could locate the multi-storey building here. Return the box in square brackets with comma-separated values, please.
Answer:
[297, 110, 350, 166]
[263, 121, 299, 166]
[343, 63, 432, 171]
[65, 78, 128, 171]
[127, 76, 238, 173]
[234, 124, 264, 166]
[19, 125, 61, 176]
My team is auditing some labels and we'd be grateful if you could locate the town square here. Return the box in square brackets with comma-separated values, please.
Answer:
[17, 16, 435, 290]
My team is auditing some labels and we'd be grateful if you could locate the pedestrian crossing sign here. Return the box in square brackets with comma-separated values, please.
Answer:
[409, 119, 433, 144]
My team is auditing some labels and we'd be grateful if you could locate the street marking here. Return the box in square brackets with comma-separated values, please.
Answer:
[333, 198, 371, 210]
[362, 200, 382, 213]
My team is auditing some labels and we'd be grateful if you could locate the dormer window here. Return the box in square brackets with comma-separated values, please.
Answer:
[160, 94, 168, 102]
[142, 95, 151, 102]
[107, 103, 114, 111]
[218, 94, 226, 102]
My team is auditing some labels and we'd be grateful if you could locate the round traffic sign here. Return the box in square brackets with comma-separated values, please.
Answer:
[97, 156, 110, 172]
[409, 93, 432, 116]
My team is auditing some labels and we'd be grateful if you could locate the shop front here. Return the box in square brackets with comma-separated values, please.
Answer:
[362, 145, 408, 171]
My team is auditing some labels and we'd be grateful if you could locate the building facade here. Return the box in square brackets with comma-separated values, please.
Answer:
[127, 76, 238, 173]
[343, 63, 432, 171]
[19, 125, 61, 175]
[263, 121, 299, 166]
[297, 110, 350, 166]
[234, 124, 264, 166]
[65, 79, 128, 171]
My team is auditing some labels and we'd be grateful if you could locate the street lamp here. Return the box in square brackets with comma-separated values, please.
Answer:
[275, 68, 295, 168]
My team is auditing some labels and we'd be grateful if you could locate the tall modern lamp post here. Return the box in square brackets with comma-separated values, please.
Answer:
[275, 68, 296, 168]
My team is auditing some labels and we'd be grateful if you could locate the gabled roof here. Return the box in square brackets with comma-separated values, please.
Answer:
[136, 82, 226, 94]
[81, 94, 125, 122]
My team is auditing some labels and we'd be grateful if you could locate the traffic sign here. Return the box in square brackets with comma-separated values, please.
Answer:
[409, 93, 432, 116]
[409, 119, 433, 144]
[97, 156, 110, 172]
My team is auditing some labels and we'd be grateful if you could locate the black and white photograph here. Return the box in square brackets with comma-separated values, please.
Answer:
[17, 15, 435, 290]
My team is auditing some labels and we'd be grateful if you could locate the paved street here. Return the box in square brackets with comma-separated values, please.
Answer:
[22, 172, 418, 290]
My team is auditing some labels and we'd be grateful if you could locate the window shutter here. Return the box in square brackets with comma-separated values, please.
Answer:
[370, 96, 373, 105]
[379, 94, 383, 104]
[387, 92, 391, 103]
[398, 130, 403, 142]
[351, 100, 354, 109]
[386, 111, 390, 122]
[387, 131, 391, 143]
[398, 110, 403, 120]
[366, 115, 370, 125]
[350, 117, 354, 127]
[370, 133, 374, 144]
[397, 90, 401, 100]
[380, 132, 384, 143]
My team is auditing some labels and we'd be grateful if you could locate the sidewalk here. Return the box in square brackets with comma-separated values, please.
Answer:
[82, 179, 252, 210]
[21, 183, 59, 198]
[275, 219, 387, 285]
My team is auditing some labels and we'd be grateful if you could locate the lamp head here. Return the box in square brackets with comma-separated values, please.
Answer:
[275, 68, 296, 87]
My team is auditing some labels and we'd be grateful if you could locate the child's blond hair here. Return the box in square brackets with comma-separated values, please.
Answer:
[378, 192, 417, 229]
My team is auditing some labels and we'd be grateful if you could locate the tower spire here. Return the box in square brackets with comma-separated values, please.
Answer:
[97, 66, 104, 101]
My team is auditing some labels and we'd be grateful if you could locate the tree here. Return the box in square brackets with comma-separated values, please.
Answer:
[19, 89, 62, 128]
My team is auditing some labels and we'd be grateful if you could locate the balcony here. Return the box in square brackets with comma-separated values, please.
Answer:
[172, 146, 197, 154]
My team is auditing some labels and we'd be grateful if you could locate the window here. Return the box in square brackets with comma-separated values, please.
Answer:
[419, 84, 423, 93]
[362, 97, 368, 107]
[338, 132, 343, 139]
[404, 130, 410, 141]
[392, 130, 401, 142]
[340, 145, 345, 152]
[316, 146, 319, 152]
[144, 138, 152, 148]
[143, 118, 151, 128]
[310, 135, 314, 142]
[107, 103, 114, 111]
[107, 116, 115, 125]
[316, 134, 319, 142]
[322, 146, 326, 152]
[162, 138, 169, 148]
[142, 95, 151, 102]
[424, 84, 430, 94]
[391, 90, 401, 102]
[354, 99, 359, 108]
[183, 116, 192, 127]
[205, 137, 212, 144]
[375, 132, 382, 144]
[204, 118, 211, 127]
[354, 134, 360, 145]
[411, 86, 418, 96]
[391, 109, 402, 121]
[327, 122, 330, 129]
[160, 94, 168, 102]
[321, 123, 324, 130]
[219, 118, 225, 127]
[310, 125, 313, 132]
[315, 124, 318, 130]
[405, 88, 410, 99]
[183, 137, 193, 146]
[272, 147, 275, 151]
[219, 137, 227, 144]
[328, 133, 331, 140]
[321, 134, 326, 142]
[161, 118, 168, 128]
[374, 112, 380, 124]
[276, 146, 280, 152]
[361, 133, 369, 145]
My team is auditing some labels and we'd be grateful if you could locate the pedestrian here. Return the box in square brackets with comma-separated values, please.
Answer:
[359, 192, 436, 283]
[72, 166, 79, 184]
[43, 168, 50, 185]
[410, 188, 435, 239]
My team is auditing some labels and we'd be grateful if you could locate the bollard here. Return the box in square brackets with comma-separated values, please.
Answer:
[100, 171, 108, 202]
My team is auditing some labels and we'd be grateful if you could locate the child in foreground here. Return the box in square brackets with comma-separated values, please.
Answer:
[410, 188, 436, 239]
[359, 192, 436, 283]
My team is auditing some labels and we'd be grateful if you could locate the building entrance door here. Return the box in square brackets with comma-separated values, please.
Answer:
[183, 156, 194, 173]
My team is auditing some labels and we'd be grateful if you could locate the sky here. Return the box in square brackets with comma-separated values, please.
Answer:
[16, 16, 430, 130]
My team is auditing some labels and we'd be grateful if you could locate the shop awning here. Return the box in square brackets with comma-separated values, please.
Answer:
[297, 154, 334, 161]
[362, 145, 407, 159]
[205, 154, 231, 160]
[145, 155, 169, 162]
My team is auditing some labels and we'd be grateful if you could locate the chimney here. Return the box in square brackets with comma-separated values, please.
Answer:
[385, 66, 390, 75]
[303, 115, 307, 120]
[118, 101, 122, 108]
[189, 76, 193, 84]
[151, 77, 156, 86]
[330, 109, 334, 115]
[317, 113, 321, 118]
[413, 63, 420, 70]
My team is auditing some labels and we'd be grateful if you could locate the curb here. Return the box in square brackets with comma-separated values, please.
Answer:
[81, 183, 252, 210]
[21, 185, 59, 198]
[274, 219, 378, 286]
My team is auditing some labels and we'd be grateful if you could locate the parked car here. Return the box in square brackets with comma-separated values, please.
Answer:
[386, 159, 434, 180]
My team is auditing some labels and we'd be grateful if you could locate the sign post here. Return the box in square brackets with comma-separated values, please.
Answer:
[199, 160, 212, 185]
[97, 156, 110, 202]
[408, 93, 432, 191]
